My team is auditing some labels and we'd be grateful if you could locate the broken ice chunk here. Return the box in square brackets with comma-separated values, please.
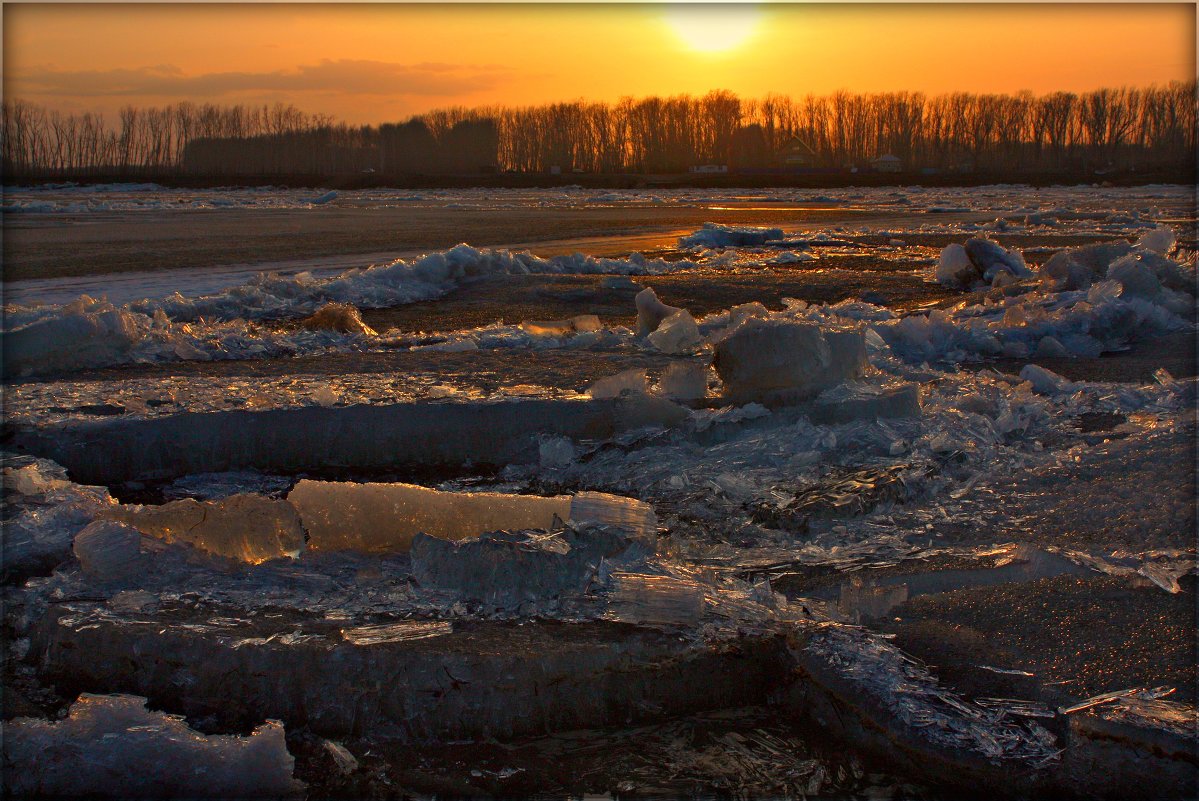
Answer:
[808, 382, 921, 424]
[73, 520, 146, 582]
[635, 287, 684, 337]
[311, 385, 340, 407]
[106, 494, 305, 563]
[299, 302, 376, 336]
[713, 319, 866, 405]
[290, 480, 573, 554]
[519, 314, 603, 337]
[678, 223, 784, 248]
[589, 368, 649, 399]
[964, 237, 1031, 282]
[646, 310, 703, 354]
[657, 361, 709, 401]
[935, 243, 978, 288]
[3, 299, 151, 377]
[539, 436, 577, 468]
[1019, 364, 1075, 395]
[1034, 336, 1069, 358]
[2, 457, 71, 496]
[606, 572, 706, 626]
[3, 693, 303, 798]
[1136, 225, 1176, 255]
[322, 740, 359, 775]
[1107, 253, 1164, 300]
[1040, 241, 1133, 291]
[520, 319, 574, 337]
[412, 530, 597, 609]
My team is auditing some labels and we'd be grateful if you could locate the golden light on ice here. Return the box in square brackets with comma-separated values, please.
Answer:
[664, 4, 763, 54]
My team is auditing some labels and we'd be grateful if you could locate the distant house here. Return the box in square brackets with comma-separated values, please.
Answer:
[780, 137, 820, 168]
[871, 154, 903, 173]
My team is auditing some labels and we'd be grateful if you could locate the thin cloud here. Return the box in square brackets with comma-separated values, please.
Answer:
[15, 59, 508, 98]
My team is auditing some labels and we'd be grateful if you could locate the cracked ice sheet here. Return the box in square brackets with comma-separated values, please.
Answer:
[8, 526, 795, 644]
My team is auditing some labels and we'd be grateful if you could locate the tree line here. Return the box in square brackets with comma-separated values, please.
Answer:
[3, 82, 1194, 179]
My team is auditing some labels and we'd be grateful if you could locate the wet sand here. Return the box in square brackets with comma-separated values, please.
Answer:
[879, 574, 1197, 705]
[2, 203, 949, 282]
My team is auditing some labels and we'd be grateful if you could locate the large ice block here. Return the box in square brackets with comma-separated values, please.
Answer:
[290, 481, 656, 554]
[9, 397, 689, 485]
[32, 603, 783, 743]
[290, 480, 572, 553]
[963, 237, 1031, 282]
[3, 693, 303, 798]
[106, 494, 305, 563]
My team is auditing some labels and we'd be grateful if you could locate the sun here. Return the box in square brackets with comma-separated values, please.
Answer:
[664, 4, 763, 54]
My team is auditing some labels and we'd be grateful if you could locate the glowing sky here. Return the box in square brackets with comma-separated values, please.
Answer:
[4, 3, 1195, 124]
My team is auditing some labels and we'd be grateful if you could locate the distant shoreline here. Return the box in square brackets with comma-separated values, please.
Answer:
[4, 167, 1195, 192]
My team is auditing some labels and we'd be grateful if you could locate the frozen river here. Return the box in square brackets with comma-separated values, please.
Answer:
[3, 181, 1196, 799]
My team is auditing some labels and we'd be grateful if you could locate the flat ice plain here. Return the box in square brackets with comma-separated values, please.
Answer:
[2, 183, 1196, 798]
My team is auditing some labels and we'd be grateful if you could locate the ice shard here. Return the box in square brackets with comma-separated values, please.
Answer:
[569, 491, 658, 539]
[606, 572, 707, 626]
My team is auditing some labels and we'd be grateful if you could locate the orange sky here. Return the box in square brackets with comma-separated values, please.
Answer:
[4, 3, 1195, 124]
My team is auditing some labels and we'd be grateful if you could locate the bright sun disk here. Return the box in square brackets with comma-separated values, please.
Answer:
[665, 5, 763, 54]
